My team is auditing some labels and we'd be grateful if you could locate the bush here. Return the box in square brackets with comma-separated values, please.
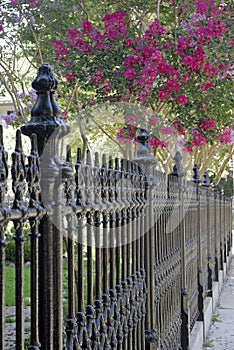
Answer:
[5, 223, 31, 263]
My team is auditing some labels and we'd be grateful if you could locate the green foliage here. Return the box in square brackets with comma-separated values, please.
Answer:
[5, 224, 31, 263]
[212, 313, 221, 322]
[204, 339, 214, 348]
[5, 317, 15, 323]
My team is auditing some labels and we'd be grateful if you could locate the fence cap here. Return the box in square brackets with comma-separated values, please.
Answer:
[133, 127, 157, 175]
[170, 151, 186, 177]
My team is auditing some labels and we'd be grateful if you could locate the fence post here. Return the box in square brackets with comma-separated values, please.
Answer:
[170, 151, 188, 349]
[192, 165, 205, 323]
[0, 126, 8, 350]
[202, 172, 212, 297]
[133, 128, 158, 349]
[213, 184, 219, 281]
[21, 63, 72, 349]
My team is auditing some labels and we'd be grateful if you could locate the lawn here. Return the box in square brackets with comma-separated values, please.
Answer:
[5, 266, 31, 306]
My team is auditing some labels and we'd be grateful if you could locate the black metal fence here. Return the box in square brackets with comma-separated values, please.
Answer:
[0, 64, 233, 350]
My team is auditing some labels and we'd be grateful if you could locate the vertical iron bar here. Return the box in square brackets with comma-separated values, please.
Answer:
[121, 159, 127, 283]
[12, 130, 26, 350]
[64, 146, 78, 348]
[0, 125, 8, 350]
[75, 148, 85, 312]
[53, 183, 64, 350]
[27, 134, 41, 350]
[108, 156, 115, 290]
[115, 158, 121, 287]
[101, 154, 108, 295]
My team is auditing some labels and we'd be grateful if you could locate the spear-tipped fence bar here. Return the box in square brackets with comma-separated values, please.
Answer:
[0, 64, 232, 350]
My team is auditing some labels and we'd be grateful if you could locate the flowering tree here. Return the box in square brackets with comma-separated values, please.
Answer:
[53, 0, 233, 177]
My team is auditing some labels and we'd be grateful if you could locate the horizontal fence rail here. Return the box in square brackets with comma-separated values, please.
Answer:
[0, 64, 233, 350]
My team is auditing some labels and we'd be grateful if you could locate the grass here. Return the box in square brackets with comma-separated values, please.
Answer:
[204, 339, 214, 348]
[212, 313, 221, 322]
[5, 266, 31, 306]
[5, 263, 70, 308]
[5, 317, 15, 323]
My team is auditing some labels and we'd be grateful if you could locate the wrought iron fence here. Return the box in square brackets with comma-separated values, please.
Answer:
[0, 64, 233, 350]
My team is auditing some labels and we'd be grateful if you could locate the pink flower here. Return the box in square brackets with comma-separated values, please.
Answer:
[203, 62, 218, 77]
[107, 30, 119, 40]
[95, 42, 105, 50]
[124, 56, 138, 68]
[149, 116, 158, 125]
[173, 120, 186, 135]
[177, 94, 188, 106]
[124, 114, 140, 126]
[53, 40, 68, 60]
[219, 3, 228, 10]
[29, 0, 40, 9]
[182, 145, 194, 153]
[116, 125, 137, 144]
[65, 73, 76, 82]
[67, 29, 81, 43]
[124, 68, 136, 80]
[149, 137, 162, 148]
[200, 81, 214, 92]
[142, 65, 157, 80]
[160, 140, 169, 149]
[82, 20, 93, 34]
[183, 75, 192, 82]
[93, 68, 105, 84]
[125, 38, 134, 46]
[200, 119, 215, 131]
[159, 126, 176, 136]
[62, 110, 68, 116]
[199, 103, 207, 110]
[104, 81, 111, 94]
[158, 62, 174, 76]
[177, 37, 190, 56]
[166, 79, 180, 92]
[192, 131, 207, 146]
[162, 41, 174, 50]
[0, 24, 3, 31]
[181, 56, 201, 72]
[217, 129, 233, 144]
[145, 20, 167, 37]
[158, 90, 169, 101]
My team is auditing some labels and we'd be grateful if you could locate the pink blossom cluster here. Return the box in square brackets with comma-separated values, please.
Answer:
[53, 40, 68, 60]
[103, 12, 129, 40]
[200, 119, 215, 131]
[173, 120, 186, 135]
[116, 126, 137, 144]
[200, 81, 214, 91]
[192, 130, 208, 146]
[51, 2, 233, 151]
[9, 0, 40, 9]
[92, 68, 105, 85]
[28, 0, 40, 9]
[149, 137, 169, 149]
[124, 114, 140, 127]
[217, 129, 234, 145]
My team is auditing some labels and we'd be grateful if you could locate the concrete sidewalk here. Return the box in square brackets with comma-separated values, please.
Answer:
[203, 251, 234, 349]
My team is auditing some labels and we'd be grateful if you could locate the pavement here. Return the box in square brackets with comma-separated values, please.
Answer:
[204, 246, 234, 350]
